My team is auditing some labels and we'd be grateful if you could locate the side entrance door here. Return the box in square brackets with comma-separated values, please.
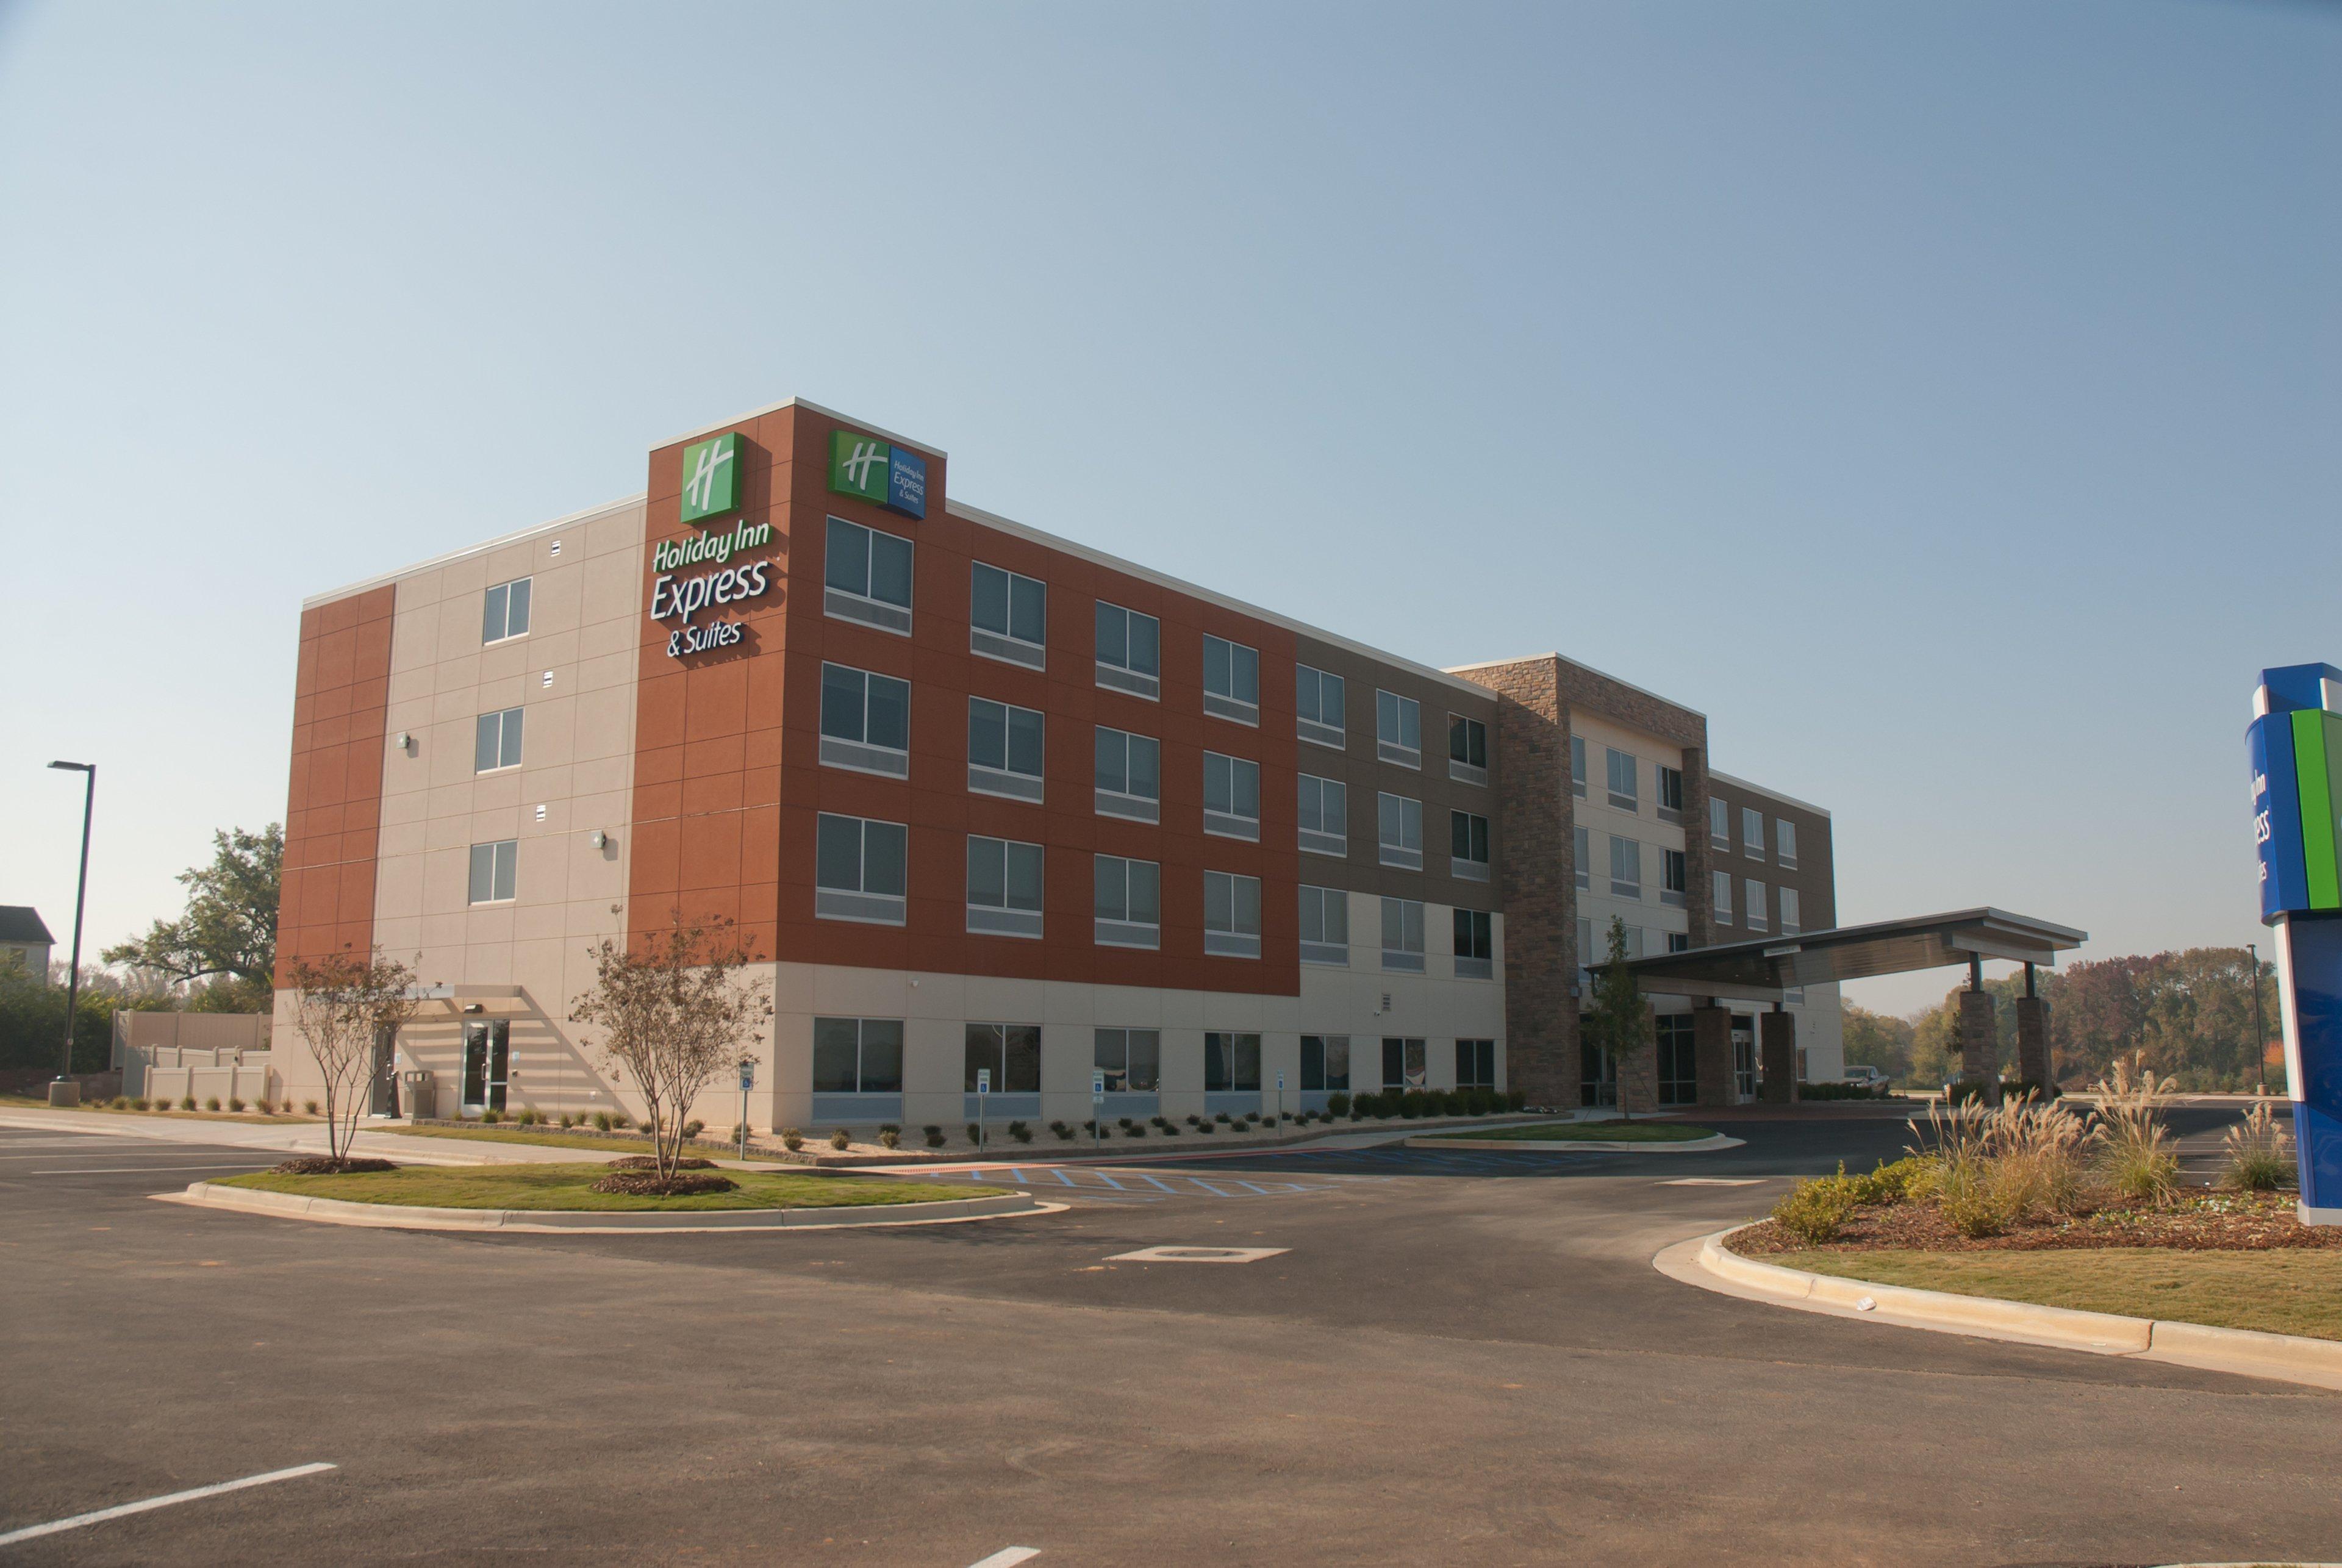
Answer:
[368, 1026, 400, 1117]
[461, 1021, 510, 1114]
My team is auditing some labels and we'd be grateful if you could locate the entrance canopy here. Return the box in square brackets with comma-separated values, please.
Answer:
[399, 984, 529, 1016]
[1622, 907, 2088, 1004]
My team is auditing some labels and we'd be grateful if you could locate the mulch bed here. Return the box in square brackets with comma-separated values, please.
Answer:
[270, 1156, 399, 1175]
[1735, 1190, 2337, 1256]
[607, 1156, 717, 1172]
[588, 1170, 739, 1197]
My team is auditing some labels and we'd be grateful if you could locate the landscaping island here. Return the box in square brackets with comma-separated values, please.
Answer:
[216, 1162, 993, 1214]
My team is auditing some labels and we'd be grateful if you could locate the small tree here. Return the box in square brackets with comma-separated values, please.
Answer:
[1588, 916, 1653, 1120]
[285, 947, 420, 1167]
[571, 912, 772, 1188]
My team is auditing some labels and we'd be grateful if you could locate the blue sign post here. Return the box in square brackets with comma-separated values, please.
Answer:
[2248, 662, 2342, 1225]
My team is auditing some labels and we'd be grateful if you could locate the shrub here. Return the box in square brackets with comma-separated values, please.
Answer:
[303, 1099, 319, 1115]
[1214, 1112, 1232, 1124]
[227, 1097, 246, 1113]
[2091, 1053, 2180, 1207]
[826, 1128, 850, 1150]
[590, 1170, 737, 1197]
[1195, 1119, 1214, 1134]
[1849, 1156, 1925, 1206]
[1505, 1089, 1527, 1112]
[879, 1128, 901, 1150]
[923, 1125, 946, 1148]
[2222, 1101, 2294, 1192]
[1398, 1091, 1428, 1120]
[257, 1098, 275, 1114]
[1051, 1120, 1073, 1140]
[129, 1097, 148, 1112]
[107, 1095, 127, 1109]
[1117, 1117, 1136, 1131]
[1771, 1172, 1862, 1244]
[728, 1122, 748, 1145]
[204, 1097, 221, 1112]
[682, 1120, 704, 1140]
[1162, 1121, 1181, 1136]
[1126, 1122, 1147, 1137]
[967, 1122, 984, 1145]
[1185, 1115, 1203, 1128]
[151, 1098, 170, 1112]
[593, 1111, 613, 1132]
[611, 1112, 632, 1129]
[480, 1108, 501, 1124]
[1944, 1079, 1994, 1106]
[180, 1095, 197, 1111]
[881, 1123, 901, 1136]
[781, 1127, 804, 1152]
[1081, 1119, 1101, 1136]
[1326, 1091, 1351, 1117]
[1008, 1120, 1034, 1145]
[1799, 1082, 1889, 1101]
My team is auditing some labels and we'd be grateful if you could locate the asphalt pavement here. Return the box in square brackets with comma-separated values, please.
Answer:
[2, 1106, 2334, 1567]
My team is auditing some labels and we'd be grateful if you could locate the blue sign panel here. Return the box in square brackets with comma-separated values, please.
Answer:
[886, 446, 928, 520]
[2253, 660, 2342, 1226]
[2251, 712, 2309, 924]
[2286, 915, 2342, 1220]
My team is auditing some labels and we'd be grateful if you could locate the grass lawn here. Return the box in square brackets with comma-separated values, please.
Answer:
[215, 1162, 995, 1212]
[0, 1095, 315, 1124]
[1439, 1120, 1718, 1143]
[383, 1124, 673, 1156]
[1774, 1247, 2342, 1342]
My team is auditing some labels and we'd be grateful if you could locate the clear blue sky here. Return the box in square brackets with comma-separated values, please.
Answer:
[2, 1, 2334, 1017]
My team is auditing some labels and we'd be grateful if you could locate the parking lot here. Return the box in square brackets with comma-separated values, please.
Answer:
[4, 1108, 2336, 1566]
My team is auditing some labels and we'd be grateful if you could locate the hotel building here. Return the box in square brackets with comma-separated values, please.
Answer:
[271, 399, 1839, 1133]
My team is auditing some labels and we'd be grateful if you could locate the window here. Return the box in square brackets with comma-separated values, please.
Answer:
[1609, 835, 1642, 898]
[814, 1017, 904, 1094]
[1656, 1015, 1696, 1106]
[1710, 797, 1730, 848]
[1657, 765, 1684, 825]
[1201, 634, 1259, 725]
[1301, 1034, 1351, 1092]
[1093, 855, 1160, 948]
[1094, 601, 1161, 699]
[1449, 715, 1488, 787]
[1576, 917, 1594, 970]
[970, 562, 1046, 668]
[820, 663, 911, 777]
[1713, 869, 1734, 923]
[1093, 726, 1161, 822]
[1376, 690, 1422, 767]
[473, 707, 523, 773]
[1780, 887, 1801, 935]
[1668, 931, 1691, 953]
[1606, 748, 1638, 811]
[1456, 1038, 1496, 1089]
[1453, 908, 1493, 979]
[969, 697, 1045, 801]
[1450, 811, 1491, 882]
[1298, 885, 1349, 965]
[967, 836, 1044, 938]
[1205, 1031, 1262, 1092]
[1574, 825, 1589, 892]
[1742, 806, 1765, 860]
[1203, 752, 1261, 840]
[1777, 819, 1799, 868]
[1378, 792, 1423, 870]
[482, 577, 531, 643]
[1203, 870, 1262, 958]
[1744, 879, 1767, 933]
[467, 839, 517, 904]
[1297, 775, 1347, 857]
[815, 812, 907, 925]
[1623, 925, 1645, 959]
[1094, 1028, 1161, 1094]
[825, 517, 914, 634]
[1296, 664, 1346, 748]
[1661, 848, 1688, 908]
[1570, 735, 1588, 799]
[1380, 896, 1425, 973]
[965, 1023, 1041, 1095]
[1381, 1037, 1427, 1090]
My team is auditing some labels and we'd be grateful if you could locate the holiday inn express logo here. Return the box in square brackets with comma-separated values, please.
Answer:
[679, 432, 742, 523]
[828, 429, 928, 520]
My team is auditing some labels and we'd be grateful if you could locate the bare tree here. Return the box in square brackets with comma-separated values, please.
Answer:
[572, 912, 772, 1187]
[285, 947, 420, 1168]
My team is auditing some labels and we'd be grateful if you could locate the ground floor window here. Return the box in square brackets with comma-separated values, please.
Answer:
[965, 1023, 1041, 1093]
[1656, 1015, 1696, 1106]
[1095, 1028, 1161, 1092]
[1381, 1037, 1427, 1090]
[461, 1020, 510, 1112]
[1456, 1039, 1495, 1089]
[814, 1017, 904, 1093]
[1580, 1037, 1614, 1108]
[1205, 1031, 1262, 1092]
[1301, 1034, 1350, 1091]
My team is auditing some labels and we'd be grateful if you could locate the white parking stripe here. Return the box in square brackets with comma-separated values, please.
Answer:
[966, 1549, 1040, 1568]
[30, 1163, 268, 1175]
[0, 1462, 336, 1547]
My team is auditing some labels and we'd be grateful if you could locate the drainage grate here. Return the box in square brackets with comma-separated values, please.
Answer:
[1106, 1245, 1287, 1264]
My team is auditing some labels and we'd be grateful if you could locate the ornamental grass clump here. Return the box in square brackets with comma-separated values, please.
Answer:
[1983, 1093, 2093, 1220]
[2090, 1053, 2181, 1207]
[2221, 1101, 2295, 1192]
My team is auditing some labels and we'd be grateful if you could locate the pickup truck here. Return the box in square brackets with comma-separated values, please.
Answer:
[1841, 1065, 1891, 1090]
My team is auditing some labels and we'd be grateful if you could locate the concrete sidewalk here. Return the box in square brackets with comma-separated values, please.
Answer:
[0, 1108, 600, 1166]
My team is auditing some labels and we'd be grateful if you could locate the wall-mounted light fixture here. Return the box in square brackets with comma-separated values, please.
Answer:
[588, 829, 608, 851]
[541, 671, 554, 689]
[395, 732, 414, 753]
[462, 1003, 484, 1015]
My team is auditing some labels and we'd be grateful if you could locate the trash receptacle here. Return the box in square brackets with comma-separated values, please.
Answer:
[401, 1069, 435, 1121]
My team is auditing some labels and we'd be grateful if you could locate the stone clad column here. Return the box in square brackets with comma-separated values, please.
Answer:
[1760, 1009, 1799, 1104]
[1959, 989, 2000, 1101]
[2014, 998, 2051, 1090]
[1692, 1004, 1733, 1107]
[1618, 1001, 1659, 1115]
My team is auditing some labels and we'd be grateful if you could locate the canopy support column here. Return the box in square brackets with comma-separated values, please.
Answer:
[1759, 1005, 1799, 1104]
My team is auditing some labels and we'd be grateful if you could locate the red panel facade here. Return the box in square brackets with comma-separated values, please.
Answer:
[274, 584, 395, 981]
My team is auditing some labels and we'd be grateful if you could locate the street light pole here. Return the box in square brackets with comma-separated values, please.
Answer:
[2249, 941, 2268, 1095]
[47, 762, 96, 1102]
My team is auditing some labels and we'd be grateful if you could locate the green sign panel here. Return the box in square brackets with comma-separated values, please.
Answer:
[829, 430, 890, 503]
[679, 432, 742, 523]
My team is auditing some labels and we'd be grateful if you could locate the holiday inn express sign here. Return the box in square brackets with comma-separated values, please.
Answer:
[829, 429, 927, 520]
[656, 429, 773, 657]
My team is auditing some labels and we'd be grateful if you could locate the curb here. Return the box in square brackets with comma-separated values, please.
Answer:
[156, 1181, 1065, 1234]
[1658, 1224, 2342, 1393]
[1405, 1133, 1744, 1153]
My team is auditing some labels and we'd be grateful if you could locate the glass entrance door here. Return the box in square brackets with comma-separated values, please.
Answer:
[461, 1021, 509, 1113]
[369, 1026, 400, 1117]
[1731, 1015, 1756, 1101]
